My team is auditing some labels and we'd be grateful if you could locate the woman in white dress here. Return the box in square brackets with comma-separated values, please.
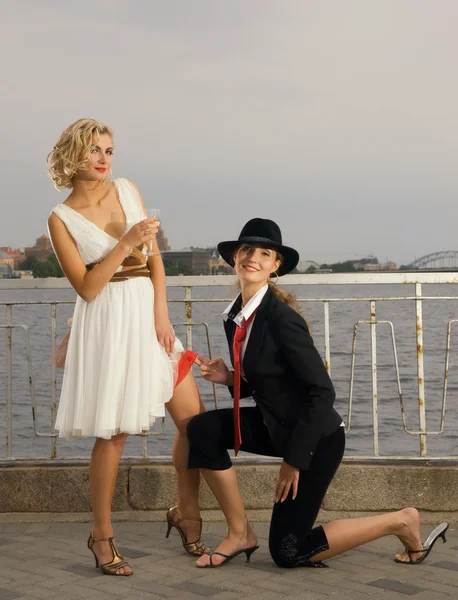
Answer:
[47, 118, 208, 576]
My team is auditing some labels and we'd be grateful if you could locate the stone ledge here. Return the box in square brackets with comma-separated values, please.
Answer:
[0, 465, 129, 512]
[324, 464, 458, 512]
[1, 462, 457, 515]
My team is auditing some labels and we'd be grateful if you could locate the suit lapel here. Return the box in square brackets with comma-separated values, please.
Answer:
[224, 294, 242, 367]
[242, 288, 273, 380]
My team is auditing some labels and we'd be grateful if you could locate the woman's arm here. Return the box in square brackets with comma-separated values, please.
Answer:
[227, 375, 253, 399]
[48, 212, 155, 302]
[271, 309, 336, 469]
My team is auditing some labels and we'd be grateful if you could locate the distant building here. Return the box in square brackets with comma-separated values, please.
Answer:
[163, 248, 213, 275]
[360, 257, 379, 265]
[0, 247, 24, 269]
[208, 249, 233, 275]
[14, 270, 33, 279]
[157, 228, 171, 252]
[0, 263, 14, 278]
[0, 251, 15, 270]
[353, 257, 397, 271]
[296, 260, 320, 273]
[353, 257, 378, 271]
[24, 234, 53, 262]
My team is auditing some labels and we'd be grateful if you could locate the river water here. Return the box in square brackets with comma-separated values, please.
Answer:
[1, 283, 457, 460]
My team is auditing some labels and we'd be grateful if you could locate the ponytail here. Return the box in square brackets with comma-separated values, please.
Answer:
[267, 280, 299, 311]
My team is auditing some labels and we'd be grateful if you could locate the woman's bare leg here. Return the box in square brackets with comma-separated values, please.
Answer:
[166, 368, 205, 542]
[195, 467, 257, 567]
[89, 433, 131, 575]
[194, 481, 422, 567]
[311, 507, 423, 563]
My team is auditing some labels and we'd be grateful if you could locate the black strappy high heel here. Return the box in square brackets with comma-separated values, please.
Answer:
[197, 545, 259, 568]
[395, 522, 449, 564]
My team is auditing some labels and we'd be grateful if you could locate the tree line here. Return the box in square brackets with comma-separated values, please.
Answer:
[306, 260, 359, 273]
[19, 255, 193, 278]
[19, 255, 65, 278]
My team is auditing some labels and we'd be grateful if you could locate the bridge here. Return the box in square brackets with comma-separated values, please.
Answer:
[297, 259, 321, 271]
[408, 251, 458, 270]
[300, 253, 458, 272]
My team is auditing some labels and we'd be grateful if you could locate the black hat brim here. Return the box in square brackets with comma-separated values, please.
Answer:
[217, 236, 299, 277]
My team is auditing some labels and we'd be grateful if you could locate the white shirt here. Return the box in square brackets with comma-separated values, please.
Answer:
[222, 284, 269, 377]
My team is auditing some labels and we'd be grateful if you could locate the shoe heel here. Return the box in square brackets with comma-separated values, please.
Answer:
[245, 546, 259, 562]
[165, 505, 210, 556]
[440, 532, 447, 544]
[88, 532, 100, 569]
[165, 520, 172, 539]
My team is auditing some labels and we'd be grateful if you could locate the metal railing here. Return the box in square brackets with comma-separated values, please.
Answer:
[1, 272, 458, 461]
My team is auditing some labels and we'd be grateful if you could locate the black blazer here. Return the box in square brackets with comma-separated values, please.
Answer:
[224, 287, 342, 471]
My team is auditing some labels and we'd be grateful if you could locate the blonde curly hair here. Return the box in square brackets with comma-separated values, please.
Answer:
[47, 118, 114, 190]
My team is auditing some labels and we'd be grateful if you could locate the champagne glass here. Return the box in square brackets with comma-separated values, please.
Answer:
[144, 208, 161, 256]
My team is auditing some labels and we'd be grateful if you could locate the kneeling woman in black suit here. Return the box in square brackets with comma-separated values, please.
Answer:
[187, 218, 447, 568]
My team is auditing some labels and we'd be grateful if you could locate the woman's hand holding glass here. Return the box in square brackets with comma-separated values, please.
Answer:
[120, 218, 159, 251]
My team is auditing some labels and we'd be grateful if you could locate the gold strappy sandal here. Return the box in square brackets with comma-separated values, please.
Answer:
[165, 505, 210, 556]
[87, 532, 133, 576]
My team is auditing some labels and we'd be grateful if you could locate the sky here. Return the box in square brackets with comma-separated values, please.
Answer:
[1, 0, 457, 266]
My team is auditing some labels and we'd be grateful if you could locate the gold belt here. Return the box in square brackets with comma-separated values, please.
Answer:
[87, 246, 151, 282]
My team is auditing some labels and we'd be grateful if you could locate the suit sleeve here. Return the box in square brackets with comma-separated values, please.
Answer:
[271, 310, 336, 470]
[228, 376, 253, 400]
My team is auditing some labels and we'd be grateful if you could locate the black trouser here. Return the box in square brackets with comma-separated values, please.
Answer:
[187, 405, 345, 568]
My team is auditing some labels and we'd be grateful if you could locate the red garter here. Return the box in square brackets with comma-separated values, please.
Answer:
[175, 350, 198, 388]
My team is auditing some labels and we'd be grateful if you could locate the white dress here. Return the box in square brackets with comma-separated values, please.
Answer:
[50, 178, 183, 439]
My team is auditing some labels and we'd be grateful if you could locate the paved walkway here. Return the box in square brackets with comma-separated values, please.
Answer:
[0, 520, 457, 599]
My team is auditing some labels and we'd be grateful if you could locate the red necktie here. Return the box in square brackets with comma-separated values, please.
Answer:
[232, 309, 257, 456]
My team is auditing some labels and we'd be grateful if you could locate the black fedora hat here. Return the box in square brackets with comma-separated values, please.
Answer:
[217, 218, 299, 277]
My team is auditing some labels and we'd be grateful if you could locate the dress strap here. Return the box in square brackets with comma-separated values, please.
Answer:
[50, 204, 80, 239]
[114, 178, 145, 221]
